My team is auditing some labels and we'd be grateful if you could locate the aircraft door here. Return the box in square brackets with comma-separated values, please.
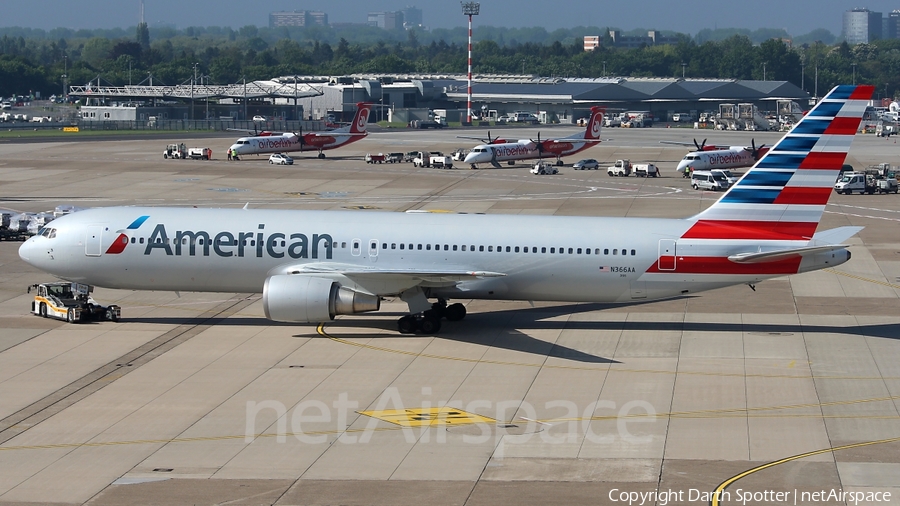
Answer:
[368, 239, 378, 263]
[85, 225, 104, 257]
[351, 239, 361, 257]
[658, 239, 676, 271]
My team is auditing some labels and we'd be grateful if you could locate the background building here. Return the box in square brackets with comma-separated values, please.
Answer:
[367, 11, 404, 30]
[269, 11, 328, 28]
[401, 6, 423, 28]
[843, 8, 882, 44]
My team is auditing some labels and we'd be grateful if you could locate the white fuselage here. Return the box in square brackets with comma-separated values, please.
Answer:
[677, 148, 755, 172]
[18, 207, 839, 305]
[463, 139, 593, 166]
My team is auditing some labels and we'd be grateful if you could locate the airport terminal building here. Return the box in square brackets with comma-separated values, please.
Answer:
[72, 75, 810, 126]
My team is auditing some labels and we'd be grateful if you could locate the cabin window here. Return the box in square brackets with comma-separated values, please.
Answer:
[400, 244, 405, 250]
[604, 248, 609, 255]
[426, 244, 432, 250]
[585, 248, 591, 255]
[453, 245, 458, 251]
[613, 249, 618, 255]
[488, 246, 493, 252]
[391, 243, 396, 249]
[417, 244, 422, 250]
[568, 248, 573, 254]
[444, 245, 449, 251]
[479, 246, 484, 252]
[631, 249, 636, 255]
[505, 246, 511, 252]
[130, 237, 136, 244]
[514, 246, 520, 253]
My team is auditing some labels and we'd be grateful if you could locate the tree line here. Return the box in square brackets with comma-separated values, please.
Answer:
[1, 23, 897, 101]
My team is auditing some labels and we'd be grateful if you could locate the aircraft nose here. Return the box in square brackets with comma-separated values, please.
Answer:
[18, 237, 35, 263]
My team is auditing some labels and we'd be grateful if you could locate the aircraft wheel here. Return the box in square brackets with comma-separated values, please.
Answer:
[318, 153, 325, 159]
[417, 315, 441, 335]
[445, 303, 466, 322]
[397, 315, 417, 334]
[471, 164, 477, 170]
[39, 302, 47, 317]
[556, 160, 563, 166]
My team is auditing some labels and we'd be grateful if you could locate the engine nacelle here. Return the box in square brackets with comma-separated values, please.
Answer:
[262, 275, 380, 323]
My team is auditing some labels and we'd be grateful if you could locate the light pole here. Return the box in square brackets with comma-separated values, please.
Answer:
[603, 60, 606, 77]
[191, 62, 199, 123]
[852, 63, 857, 85]
[762, 62, 766, 81]
[681, 62, 686, 78]
[801, 62, 805, 92]
[62, 55, 67, 101]
[461, 1, 480, 124]
[522, 59, 525, 75]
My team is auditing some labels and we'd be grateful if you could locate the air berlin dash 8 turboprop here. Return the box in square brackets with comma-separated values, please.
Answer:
[19, 85, 872, 335]
[462, 107, 604, 169]
[663, 138, 771, 174]
[229, 102, 372, 159]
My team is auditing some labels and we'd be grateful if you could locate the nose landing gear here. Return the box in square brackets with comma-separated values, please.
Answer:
[397, 299, 467, 334]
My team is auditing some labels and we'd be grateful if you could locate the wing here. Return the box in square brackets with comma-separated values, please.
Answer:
[269, 262, 505, 292]
[728, 245, 850, 264]
[659, 140, 697, 147]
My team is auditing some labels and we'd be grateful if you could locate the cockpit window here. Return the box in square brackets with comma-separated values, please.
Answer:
[38, 227, 57, 238]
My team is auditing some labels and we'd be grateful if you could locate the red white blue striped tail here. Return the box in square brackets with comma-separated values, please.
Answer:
[685, 84, 874, 242]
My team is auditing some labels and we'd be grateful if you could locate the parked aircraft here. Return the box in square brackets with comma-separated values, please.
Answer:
[19, 85, 873, 335]
[462, 107, 604, 168]
[663, 138, 770, 173]
[228, 103, 372, 159]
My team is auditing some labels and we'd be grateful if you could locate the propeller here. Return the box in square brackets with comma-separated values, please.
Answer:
[531, 133, 546, 159]
[693, 138, 707, 151]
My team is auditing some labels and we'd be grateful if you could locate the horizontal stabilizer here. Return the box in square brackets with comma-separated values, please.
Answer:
[810, 226, 864, 246]
[728, 245, 850, 264]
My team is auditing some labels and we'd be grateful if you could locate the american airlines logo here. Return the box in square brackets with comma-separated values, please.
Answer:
[105, 215, 150, 254]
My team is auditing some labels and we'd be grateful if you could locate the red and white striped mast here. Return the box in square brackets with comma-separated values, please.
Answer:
[461, 2, 480, 124]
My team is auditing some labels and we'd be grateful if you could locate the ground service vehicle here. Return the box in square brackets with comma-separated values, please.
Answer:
[573, 159, 599, 170]
[387, 153, 405, 163]
[607, 159, 632, 176]
[188, 147, 212, 160]
[163, 143, 187, 159]
[29, 282, 120, 323]
[269, 153, 294, 165]
[691, 170, 730, 191]
[531, 161, 558, 175]
[834, 172, 875, 194]
[413, 152, 453, 169]
[365, 153, 386, 164]
[633, 163, 660, 177]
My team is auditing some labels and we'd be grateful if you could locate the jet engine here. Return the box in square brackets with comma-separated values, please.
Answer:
[262, 275, 380, 322]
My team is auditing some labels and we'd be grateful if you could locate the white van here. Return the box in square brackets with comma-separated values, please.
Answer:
[691, 170, 730, 191]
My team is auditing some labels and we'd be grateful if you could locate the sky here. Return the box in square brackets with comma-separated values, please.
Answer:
[3, 0, 898, 36]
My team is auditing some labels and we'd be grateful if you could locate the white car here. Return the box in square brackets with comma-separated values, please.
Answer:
[252, 115, 267, 122]
[268, 153, 294, 165]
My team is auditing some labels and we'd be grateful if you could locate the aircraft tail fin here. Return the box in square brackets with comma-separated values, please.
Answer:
[684, 85, 874, 242]
[348, 102, 373, 134]
[579, 106, 604, 140]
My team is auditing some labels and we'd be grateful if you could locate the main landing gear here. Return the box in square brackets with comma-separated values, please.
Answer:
[397, 299, 467, 335]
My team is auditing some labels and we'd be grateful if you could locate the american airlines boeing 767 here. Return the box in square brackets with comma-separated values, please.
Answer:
[19, 85, 873, 334]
